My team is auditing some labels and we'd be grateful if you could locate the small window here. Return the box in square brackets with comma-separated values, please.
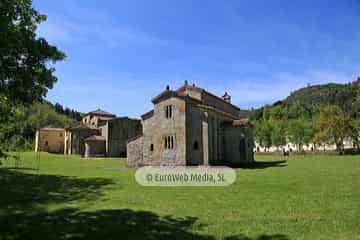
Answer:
[165, 105, 173, 119]
[45, 141, 48, 146]
[59, 133, 63, 137]
[164, 135, 175, 149]
[150, 144, 154, 151]
[193, 141, 199, 150]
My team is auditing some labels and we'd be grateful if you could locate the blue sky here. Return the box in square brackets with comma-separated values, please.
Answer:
[34, 0, 360, 117]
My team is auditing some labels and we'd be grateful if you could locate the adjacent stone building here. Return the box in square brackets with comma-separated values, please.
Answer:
[64, 122, 99, 155]
[35, 128, 65, 153]
[99, 117, 142, 157]
[64, 109, 142, 157]
[82, 109, 116, 127]
[127, 81, 254, 167]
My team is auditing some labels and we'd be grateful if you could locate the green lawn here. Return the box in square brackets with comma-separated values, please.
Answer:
[0, 152, 359, 240]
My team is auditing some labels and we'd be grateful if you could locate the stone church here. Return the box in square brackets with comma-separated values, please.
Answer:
[127, 81, 254, 166]
[64, 109, 141, 157]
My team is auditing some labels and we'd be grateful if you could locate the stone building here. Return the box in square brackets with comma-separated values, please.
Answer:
[99, 117, 142, 157]
[127, 81, 254, 167]
[35, 128, 65, 153]
[64, 123, 99, 155]
[82, 109, 116, 127]
[64, 109, 141, 157]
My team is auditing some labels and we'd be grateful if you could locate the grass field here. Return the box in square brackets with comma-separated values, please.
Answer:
[0, 152, 359, 240]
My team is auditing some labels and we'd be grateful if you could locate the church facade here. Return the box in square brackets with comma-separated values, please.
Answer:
[127, 82, 254, 166]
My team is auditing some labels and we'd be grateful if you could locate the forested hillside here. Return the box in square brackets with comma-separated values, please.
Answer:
[284, 81, 358, 114]
[249, 77, 360, 153]
[0, 102, 82, 151]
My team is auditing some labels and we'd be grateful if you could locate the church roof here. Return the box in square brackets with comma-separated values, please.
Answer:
[141, 110, 154, 120]
[84, 109, 116, 117]
[68, 122, 98, 130]
[151, 90, 183, 104]
[177, 83, 240, 111]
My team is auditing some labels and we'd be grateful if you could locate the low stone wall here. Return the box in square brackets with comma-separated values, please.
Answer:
[127, 136, 143, 167]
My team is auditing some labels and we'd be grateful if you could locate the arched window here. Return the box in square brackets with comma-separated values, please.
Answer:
[165, 105, 173, 119]
[164, 135, 175, 149]
[150, 144, 154, 151]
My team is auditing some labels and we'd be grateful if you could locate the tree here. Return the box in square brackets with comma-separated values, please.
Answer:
[349, 119, 360, 152]
[254, 120, 272, 150]
[352, 77, 360, 118]
[54, 103, 64, 114]
[0, 0, 65, 104]
[315, 105, 352, 154]
[287, 118, 314, 152]
[0, 102, 76, 151]
[0, 1, 65, 153]
[270, 120, 287, 150]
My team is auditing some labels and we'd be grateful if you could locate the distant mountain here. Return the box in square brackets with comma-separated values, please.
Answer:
[247, 78, 360, 116]
[283, 79, 359, 113]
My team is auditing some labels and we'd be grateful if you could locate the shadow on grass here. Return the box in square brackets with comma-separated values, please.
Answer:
[225, 235, 289, 240]
[0, 208, 289, 240]
[230, 160, 287, 169]
[0, 168, 288, 240]
[0, 208, 214, 240]
[0, 168, 113, 212]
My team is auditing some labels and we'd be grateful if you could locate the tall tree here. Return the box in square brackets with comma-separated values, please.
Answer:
[349, 119, 360, 152]
[270, 120, 287, 150]
[0, 0, 65, 104]
[315, 105, 352, 154]
[287, 118, 314, 152]
[0, 0, 65, 153]
[255, 120, 272, 150]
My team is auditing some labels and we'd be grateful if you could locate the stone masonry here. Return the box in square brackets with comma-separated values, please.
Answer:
[127, 81, 254, 166]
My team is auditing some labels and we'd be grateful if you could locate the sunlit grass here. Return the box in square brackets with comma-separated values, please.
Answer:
[0, 152, 359, 240]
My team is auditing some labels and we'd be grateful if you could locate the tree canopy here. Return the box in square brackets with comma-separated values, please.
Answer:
[0, 0, 65, 104]
[250, 78, 360, 154]
[0, 0, 66, 152]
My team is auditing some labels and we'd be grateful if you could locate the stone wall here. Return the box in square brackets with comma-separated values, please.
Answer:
[185, 103, 203, 165]
[82, 115, 115, 127]
[106, 117, 142, 157]
[68, 128, 99, 156]
[130, 86, 254, 166]
[186, 102, 243, 166]
[221, 125, 254, 164]
[142, 97, 187, 166]
[35, 129, 65, 153]
[127, 136, 143, 167]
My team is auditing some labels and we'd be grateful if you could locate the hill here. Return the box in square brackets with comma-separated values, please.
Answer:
[248, 77, 360, 121]
[0, 101, 82, 151]
[283, 80, 359, 113]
